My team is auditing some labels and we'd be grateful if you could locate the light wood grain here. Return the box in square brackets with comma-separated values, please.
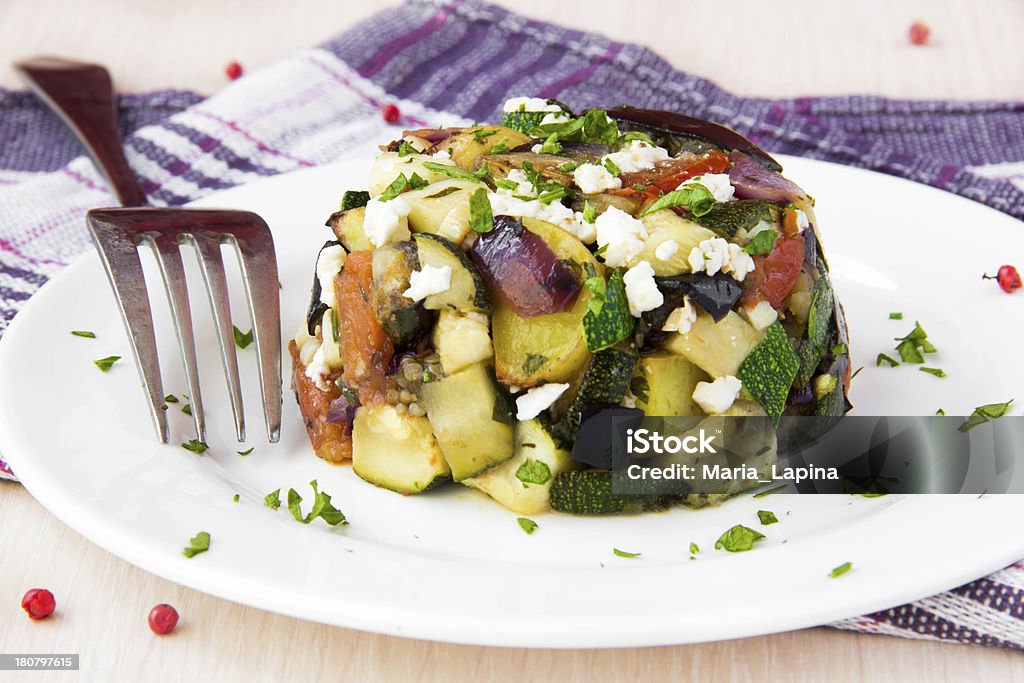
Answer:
[1, 1, 1023, 681]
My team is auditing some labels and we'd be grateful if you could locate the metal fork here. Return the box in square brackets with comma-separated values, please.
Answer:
[15, 57, 282, 444]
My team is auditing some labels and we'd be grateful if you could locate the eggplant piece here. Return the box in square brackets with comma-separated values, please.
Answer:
[477, 151, 576, 186]
[469, 215, 582, 318]
[569, 407, 644, 470]
[635, 273, 742, 350]
[728, 151, 808, 205]
[306, 240, 343, 336]
[603, 107, 782, 171]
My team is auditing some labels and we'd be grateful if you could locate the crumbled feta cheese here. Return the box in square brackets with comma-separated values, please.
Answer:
[498, 168, 536, 197]
[602, 140, 670, 173]
[515, 382, 570, 420]
[679, 173, 735, 203]
[305, 343, 332, 391]
[691, 375, 742, 415]
[661, 296, 697, 333]
[487, 192, 596, 244]
[364, 196, 412, 247]
[794, 208, 810, 231]
[502, 97, 562, 113]
[595, 206, 648, 267]
[540, 111, 570, 125]
[315, 245, 347, 307]
[531, 144, 543, 154]
[430, 149, 452, 161]
[744, 300, 778, 331]
[403, 264, 452, 302]
[687, 237, 755, 282]
[622, 261, 663, 317]
[573, 163, 622, 194]
[654, 239, 679, 262]
[298, 338, 320, 367]
[620, 390, 638, 409]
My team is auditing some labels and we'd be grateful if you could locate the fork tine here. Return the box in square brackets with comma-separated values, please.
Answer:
[190, 234, 246, 442]
[231, 222, 282, 443]
[147, 232, 206, 442]
[87, 213, 169, 443]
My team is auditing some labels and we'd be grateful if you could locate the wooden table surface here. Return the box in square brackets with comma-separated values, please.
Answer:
[1, 1, 1023, 681]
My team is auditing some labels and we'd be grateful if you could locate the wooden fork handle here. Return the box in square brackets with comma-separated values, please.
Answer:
[15, 56, 148, 207]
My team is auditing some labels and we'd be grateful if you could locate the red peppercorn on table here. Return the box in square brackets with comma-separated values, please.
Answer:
[1, 0, 1024, 681]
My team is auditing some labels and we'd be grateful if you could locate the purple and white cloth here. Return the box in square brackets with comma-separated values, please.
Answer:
[2, 0, 1024, 649]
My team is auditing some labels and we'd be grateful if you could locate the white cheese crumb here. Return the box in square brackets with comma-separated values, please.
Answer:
[744, 300, 778, 331]
[305, 343, 333, 391]
[499, 168, 536, 197]
[573, 162, 622, 194]
[622, 261, 663, 317]
[430, 149, 452, 161]
[315, 245, 347, 307]
[364, 196, 412, 247]
[654, 239, 679, 262]
[679, 173, 735, 203]
[540, 111, 570, 125]
[516, 383, 570, 420]
[403, 264, 452, 302]
[620, 390, 638, 409]
[687, 237, 755, 282]
[594, 206, 648, 267]
[692, 375, 742, 415]
[487, 192, 596, 244]
[661, 296, 697, 333]
[502, 97, 563, 113]
[602, 140, 670, 173]
[795, 208, 810, 231]
[531, 143, 543, 154]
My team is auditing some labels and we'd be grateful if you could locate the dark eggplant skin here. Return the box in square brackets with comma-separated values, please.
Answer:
[603, 107, 782, 172]
[636, 274, 743, 350]
[306, 240, 343, 336]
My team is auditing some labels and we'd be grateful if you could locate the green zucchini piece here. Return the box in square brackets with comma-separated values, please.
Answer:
[433, 309, 493, 375]
[370, 241, 433, 345]
[421, 363, 515, 480]
[736, 321, 800, 424]
[412, 233, 492, 313]
[632, 353, 709, 416]
[326, 206, 373, 252]
[352, 405, 451, 494]
[340, 190, 371, 211]
[631, 210, 718, 276]
[694, 200, 779, 238]
[549, 470, 673, 515]
[501, 111, 548, 134]
[550, 346, 638, 446]
[662, 310, 764, 379]
[794, 269, 835, 388]
[463, 418, 578, 515]
[582, 269, 634, 352]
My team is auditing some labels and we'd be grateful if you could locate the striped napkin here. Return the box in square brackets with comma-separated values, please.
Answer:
[2, 0, 1024, 649]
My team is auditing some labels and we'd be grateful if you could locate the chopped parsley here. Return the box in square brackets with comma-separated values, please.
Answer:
[920, 367, 946, 378]
[640, 184, 716, 218]
[422, 161, 487, 183]
[582, 200, 597, 224]
[538, 134, 562, 155]
[182, 531, 210, 558]
[894, 322, 935, 364]
[182, 404, 193, 416]
[93, 355, 121, 372]
[889, 312, 903, 320]
[714, 524, 765, 553]
[264, 488, 282, 509]
[232, 494, 240, 503]
[468, 187, 494, 234]
[936, 408, 946, 416]
[232, 325, 254, 349]
[602, 157, 622, 177]
[283, 480, 348, 526]
[494, 178, 519, 191]
[613, 548, 641, 558]
[396, 140, 417, 157]
[538, 186, 566, 205]
[876, 353, 900, 367]
[828, 561, 853, 578]
[558, 161, 578, 173]
[689, 542, 700, 555]
[472, 127, 497, 142]
[831, 343, 847, 355]
[515, 459, 551, 487]
[743, 229, 779, 255]
[529, 109, 619, 145]
[616, 131, 655, 147]
[850, 366, 864, 379]
[181, 439, 208, 455]
[756, 510, 779, 525]
[490, 140, 510, 154]
[379, 172, 429, 201]
[582, 263, 607, 315]
[958, 399, 1014, 433]
[237, 447, 254, 456]
[71, 330, 96, 338]
[164, 394, 179, 404]
[517, 517, 538, 535]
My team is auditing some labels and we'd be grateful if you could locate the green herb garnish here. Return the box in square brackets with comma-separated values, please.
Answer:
[538, 186, 566, 205]
[283, 480, 348, 526]
[582, 263, 607, 316]
[182, 404, 192, 416]
[233, 494, 240, 503]
[876, 353, 900, 367]
[529, 109, 619, 145]
[422, 161, 487, 183]
[889, 312, 903, 320]
[264, 488, 282, 509]
[602, 157, 622, 177]
[613, 548, 641, 558]
[237, 447, 254, 456]
[958, 400, 1014, 432]
[689, 542, 699, 554]
[582, 201, 597, 224]
[181, 439, 208, 455]
[744, 229, 779, 255]
[920, 367, 946, 378]
[396, 140, 417, 157]
[515, 459, 551, 487]
[558, 161, 578, 173]
[756, 510, 779, 525]
[517, 517, 538, 535]
[468, 187, 494, 234]
[714, 524, 765, 553]
[490, 140, 510, 154]
[71, 330, 96, 338]
[640, 183, 716, 218]
[93, 355, 121, 372]
[616, 131, 655, 147]
[522, 354, 546, 375]
[831, 343, 847, 355]
[165, 394, 179, 404]
[494, 178, 519, 191]
[894, 322, 935, 364]
[233, 325, 254, 349]
[472, 127, 497, 142]
[828, 561, 853, 578]
[182, 531, 210, 558]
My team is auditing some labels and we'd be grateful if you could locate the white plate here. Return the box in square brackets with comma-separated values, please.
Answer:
[1, 155, 1022, 648]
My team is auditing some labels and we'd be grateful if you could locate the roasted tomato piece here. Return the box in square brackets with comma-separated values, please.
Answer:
[335, 250, 395, 405]
[612, 149, 730, 200]
[289, 341, 353, 463]
[742, 234, 806, 309]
